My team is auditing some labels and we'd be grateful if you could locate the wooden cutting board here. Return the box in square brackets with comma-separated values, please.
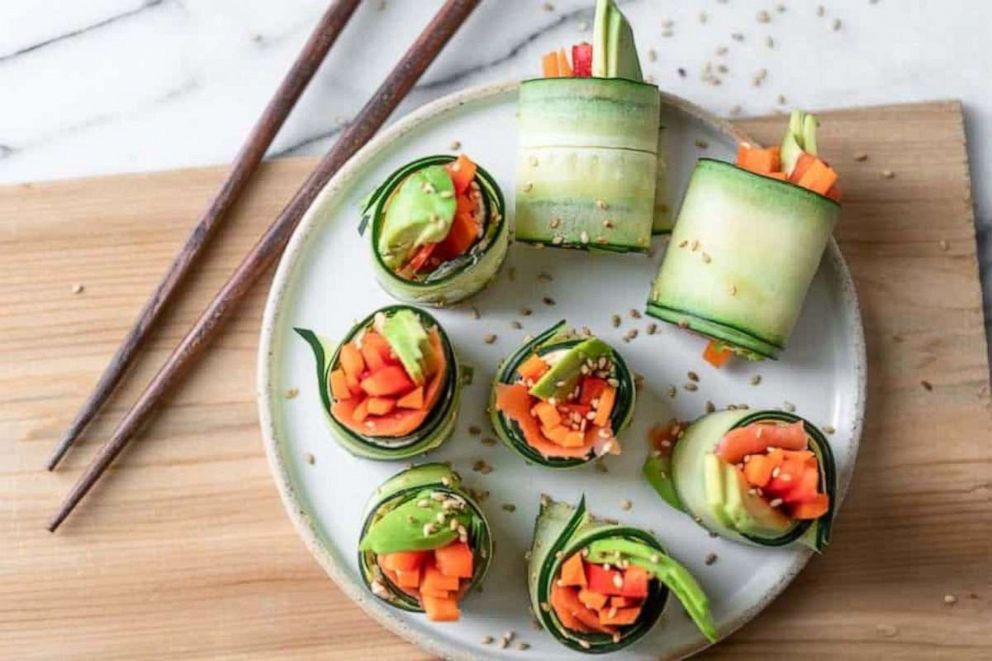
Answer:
[1, 101, 989, 659]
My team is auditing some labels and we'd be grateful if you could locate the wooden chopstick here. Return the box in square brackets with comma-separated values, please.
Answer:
[48, 0, 481, 532]
[46, 0, 363, 472]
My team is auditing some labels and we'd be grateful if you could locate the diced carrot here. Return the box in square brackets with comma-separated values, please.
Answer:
[620, 565, 650, 598]
[551, 584, 616, 634]
[533, 402, 562, 429]
[825, 184, 843, 202]
[352, 399, 370, 423]
[422, 594, 460, 622]
[422, 562, 460, 594]
[361, 365, 415, 397]
[782, 465, 820, 504]
[599, 606, 641, 626]
[395, 567, 421, 588]
[518, 354, 550, 381]
[339, 342, 365, 380]
[743, 453, 778, 487]
[792, 493, 830, 519]
[586, 564, 623, 596]
[367, 397, 397, 416]
[396, 386, 424, 410]
[345, 372, 362, 396]
[559, 554, 587, 588]
[380, 551, 431, 572]
[610, 596, 639, 608]
[737, 145, 781, 174]
[764, 456, 812, 497]
[716, 421, 808, 464]
[542, 425, 568, 445]
[435, 541, 474, 579]
[578, 588, 608, 611]
[493, 383, 598, 459]
[796, 158, 838, 195]
[446, 154, 478, 196]
[361, 331, 395, 369]
[593, 386, 616, 427]
[579, 377, 608, 405]
[562, 430, 586, 448]
[765, 171, 789, 180]
[550, 585, 592, 633]
[542, 50, 560, 77]
[556, 48, 572, 77]
[329, 369, 352, 401]
[790, 152, 817, 182]
[436, 195, 478, 259]
[702, 340, 733, 368]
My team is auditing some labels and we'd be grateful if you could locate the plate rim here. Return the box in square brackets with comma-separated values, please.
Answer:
[256, 79, 867, 660]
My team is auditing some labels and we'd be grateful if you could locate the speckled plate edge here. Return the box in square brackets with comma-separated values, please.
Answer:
[256, 80, 867, 660]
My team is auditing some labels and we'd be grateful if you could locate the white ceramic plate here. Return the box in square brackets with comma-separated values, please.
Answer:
[257, 81, 865, 660]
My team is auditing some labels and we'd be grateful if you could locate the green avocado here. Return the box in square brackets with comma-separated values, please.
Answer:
[376, 165, 457, 270]
[780, 109, 819, 176]
[591, 0, 643, 81]
[529, 338, 613, 400]
[359, 489, 471, 554]
[721, 461, 792, 538]
[643, 454, 683, 511]
[703, 453, 733, 529]
[379, 309, 435, 385]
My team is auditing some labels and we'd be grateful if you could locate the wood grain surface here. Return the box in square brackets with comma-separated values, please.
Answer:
[1, 101, 989, 659]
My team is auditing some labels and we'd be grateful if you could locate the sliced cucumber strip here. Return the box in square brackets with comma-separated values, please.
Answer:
[646, 159, 840, 359]
[296, 305, 460, 460]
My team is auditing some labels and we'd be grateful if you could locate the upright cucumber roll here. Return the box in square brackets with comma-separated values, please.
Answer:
[358, 464, 492, 622]
[490, 321, 635, 468]
[295, 306, 459, 460]
[515, 0, 660, 253]
[529, 496, 717, 653]
[361, 153, 508, 306]
[643, 411, 837, 551]
[647, 111, 842, 362]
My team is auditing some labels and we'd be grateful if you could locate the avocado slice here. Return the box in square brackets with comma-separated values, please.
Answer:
[376, 165, 457, 270]
[590, 0, 643, 81]
[529, 338, 613, 400]
[643, 454, 684, 511]
[780, 110, 819, 176]
[359, 490, 471, 554]
[379, 309, 436, 385]
[703, 453, 733, 529]
[721, 461, 792, 538]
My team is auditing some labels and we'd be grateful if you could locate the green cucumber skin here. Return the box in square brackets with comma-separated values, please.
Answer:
[516, 78, 660, 252]
[647, 159, 840, 357]
[366, 156, 509, 306]
[296, 306, 460, 460]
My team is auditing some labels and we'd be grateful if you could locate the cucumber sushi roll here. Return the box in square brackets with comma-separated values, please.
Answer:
[295, 306, 460, 460]
[515, 0, 661, 252]
[647, 111, 842, 362]
[358, 464, 492, 622]
[361, 153, 508, 306]
[489, 321, 635, 468]
[529, 496, 717, 653]
[643, 411, 837, 551]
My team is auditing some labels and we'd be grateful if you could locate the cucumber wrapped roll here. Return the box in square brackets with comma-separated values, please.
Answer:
[489, 321, 635, 469]
[643, 411, 837, 551]
[358, 464, 492, 622]
[295, 306, 459, 460]
[515, 0, 660, 253]
[529, 496, 717, 653]
[361, 153, 508, 306]
[646, 111, 841, 361]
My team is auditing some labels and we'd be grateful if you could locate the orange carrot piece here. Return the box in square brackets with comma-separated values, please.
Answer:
[702, 340, 733, 368]
[797, 158, 838, 195]
[494, 384, 598, 459]
[446, 154, 477, 196]
[436, 201, 478, 259]
[542, 425, 569, 445]
[562, 430, 586, 448]
[518, 354, 550, 381]
[542, 50, 560, 77]
[593, 386, 616, 427]
[792, 493, 830, 519]
[825, 184, 843, 202]
[610, 596, 639, 608]
[737, 145, 780, 174]
[380, 551, 430, 572]
[352, 399, 370, 423]
[339, 342, 365, 380]
[556, 48, 572, 77]
[743, 453, 779, 487]
[599, 606, 641, 626]
[406, 243, 436, 273]
[550, 585, 592, 633]
[435, 541, 474, 579]
[717, 421, 808, 464]
[367, 397, 397, 416]
[559, 554, 587, 588]
[619, 565, 650, 598]
[360, 365, 415, 397]
[578, 588, 609, 611]
[422, 562, 460, 593]
[534, 402, 562, 429]
[396, 386, 424, 410]
[552, 584, 616, 634]
[395, 567, 421, 588]
[422, 594, 460, 622]
[329, 369, 351, 401]
[765, 171, 789, 180]
[790, 152, 817, 182]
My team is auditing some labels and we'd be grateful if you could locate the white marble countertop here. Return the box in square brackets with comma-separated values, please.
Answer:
[2, 0, 990, 345]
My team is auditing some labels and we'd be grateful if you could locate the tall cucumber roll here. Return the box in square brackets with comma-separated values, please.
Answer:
[358, 464, 492, 622]
[529, 496, 717, 652]
[490, 321, 635, 469]
[515, 0, 660, 253]
[643, 411, 837, 551]
[647, 111, 841, 362]
[296, 306, 459, 460]
[361, 153, 508, 306]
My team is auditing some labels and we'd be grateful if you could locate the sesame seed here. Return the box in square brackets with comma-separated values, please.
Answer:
[750, 374, 763, 386]
[662, 29, 674, 38]
[766, 36, 775, 48]
[699, 10, 708, 23]
[423, 523, 436, 536]
[769, 498, 783, 508]
[731, 32, 744, 41]
[481, 635, 493, 645]
[580, 231, 589, 244]
[468, 425, 481, 435]
[285, 387, 299, 399]
[537, 271, 553, 282]
[921, 379, 933, 391]
[730, 105, 742, 116]
[695, 139, 709, 149]
[716, 46, 728, 56]
[542, 296, 555, 306]
[595, 199, 607, 210]
[449, 140, 461, 150]
[541, 1, 554, 11]
[854, 151, 869, 162]
[944, 594, 958, 605]
[304, 452, 315, 465]
[783, 401, 796, 412]
[648, 48, 657, 62]
[551, 235, 563, 245]
[678, 239, 688, 248]
[523, 182, 533, 192]
[484, 333, 497, 344]
[646, 322, 658, 335]
[439, 190, 453, 199]
[882, 169, 895, 178]
[777, 94, 787, 105]
[684, 382, 698, 392]
[677, 67, 686, 77]
[549, 216, 561, 228]
[528, 155, 539, 166]
[612, 574, 623, 589]
[690, 239, 700, 251]
[481, 436, 497, 446]
[757, 10, 771, 23]
[518, 642, 530, 651]
[771, 467, 781, 478]
[705, 401, 716, 413]
[817, 5, 826, 17]
[623, 329, 638, 342]
[939, 239, 950, 251]
[620, 499, 632, 511]
[71, 283, 85, 294]
[832, 18, 842, 31]
[471, 306, 481, 319]
[501, 503, 516, 512]
[705, 553, 718, 565]
[688, 371, 699, 382]
[667, 385, 677, 398]
[823, 425, 836, 434]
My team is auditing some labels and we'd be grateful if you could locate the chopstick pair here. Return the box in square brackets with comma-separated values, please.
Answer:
[47, 0, 481, 532]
